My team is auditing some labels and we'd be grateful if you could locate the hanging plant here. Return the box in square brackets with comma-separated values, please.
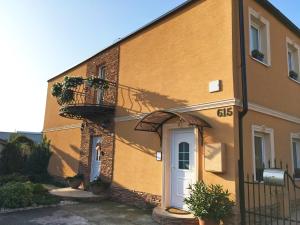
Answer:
[87, 76, 110, 89]
[60, 89, 74, 104]
[51, 75, 111, 105]
[63, 76, 84, 88]
[51, 83, 63, 97]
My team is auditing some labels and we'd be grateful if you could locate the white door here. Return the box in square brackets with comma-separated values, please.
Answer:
[171, 129, 196, 210]
[90, 137, 102, 181]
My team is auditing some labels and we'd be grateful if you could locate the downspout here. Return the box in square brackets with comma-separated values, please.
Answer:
[238, 0, 248, 224]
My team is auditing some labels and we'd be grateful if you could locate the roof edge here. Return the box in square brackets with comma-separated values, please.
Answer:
[47, 0, 195, 82]
[48, 0, 300, 82]
[255, 0, 300, 38]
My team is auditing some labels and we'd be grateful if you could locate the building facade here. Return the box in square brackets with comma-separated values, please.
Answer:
[43, 0, 300, 224]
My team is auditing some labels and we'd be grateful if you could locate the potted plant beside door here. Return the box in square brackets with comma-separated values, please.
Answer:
[66, 173, 84, 189]
[89, 176, 111, 195]
[184, 181, 234, 225]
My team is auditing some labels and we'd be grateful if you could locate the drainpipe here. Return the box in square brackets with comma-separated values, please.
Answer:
[238, 0, 248, 224]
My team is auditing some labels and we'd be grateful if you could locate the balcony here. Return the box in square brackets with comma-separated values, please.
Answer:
[53, 78, 117, 120]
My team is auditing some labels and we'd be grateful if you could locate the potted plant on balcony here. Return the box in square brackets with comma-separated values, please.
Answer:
[289, 70, 298, 80]
[66, 173, 84, 189]
[184, 181, 234, 225]
[89, 176, 111, 195]
[252, 49, 264, 61]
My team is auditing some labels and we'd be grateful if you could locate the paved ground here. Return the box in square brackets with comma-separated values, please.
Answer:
[0, 201, 158, 225]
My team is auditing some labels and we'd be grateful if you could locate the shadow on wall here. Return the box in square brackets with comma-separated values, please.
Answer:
[114, 83, 236, 182]
[117, 84, 189, 115]
[48, 144, 80, 177]
[115, 84, 191, 157]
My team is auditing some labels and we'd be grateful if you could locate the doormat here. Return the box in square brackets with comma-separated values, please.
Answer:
[166, 207, 190, 215]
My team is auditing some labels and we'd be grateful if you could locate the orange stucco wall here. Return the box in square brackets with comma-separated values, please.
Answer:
[116, 0, 234, 117]
[43, 64, 87, 177]
[243, 110, 300, 177]
[243, 0, 300, 117]
[113, 0, 237, 196]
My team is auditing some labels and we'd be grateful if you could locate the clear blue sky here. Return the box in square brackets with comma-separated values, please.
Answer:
[0, 0, 299, 132]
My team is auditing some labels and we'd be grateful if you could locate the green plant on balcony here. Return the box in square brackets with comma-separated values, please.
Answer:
[51, 76, 109, 105]
[251, 49, 265, 61]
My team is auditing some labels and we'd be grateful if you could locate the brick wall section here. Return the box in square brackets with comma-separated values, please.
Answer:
[78, 46, 119, 186]
[85, 46, 119, 106]
[77, 46, 162, 210]
[111, 184, 162, 209]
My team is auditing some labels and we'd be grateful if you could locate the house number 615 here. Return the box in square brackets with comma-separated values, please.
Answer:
[217, 107, 233, 117]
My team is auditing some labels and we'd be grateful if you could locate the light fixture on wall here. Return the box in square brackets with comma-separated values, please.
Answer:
[156, 151, 162, 161]
[96, 137, 105, 156]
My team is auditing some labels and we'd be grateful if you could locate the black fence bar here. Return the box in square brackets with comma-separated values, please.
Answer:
[244, 161, 300, 225]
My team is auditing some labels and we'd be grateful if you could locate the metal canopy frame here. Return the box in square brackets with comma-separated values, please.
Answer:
[134, 110, 211, 145]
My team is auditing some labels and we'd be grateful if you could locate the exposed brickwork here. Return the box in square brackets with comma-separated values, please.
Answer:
[111, 184, 162, 209]
[85, 47, 119, 106]
[78, 46, 119, 186]
[79, 118, 115, 185]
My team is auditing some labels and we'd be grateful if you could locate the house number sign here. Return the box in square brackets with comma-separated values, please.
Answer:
[217, 107, 233, 117]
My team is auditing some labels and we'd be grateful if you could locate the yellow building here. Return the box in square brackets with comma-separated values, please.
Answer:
[43, 0, 300, 224]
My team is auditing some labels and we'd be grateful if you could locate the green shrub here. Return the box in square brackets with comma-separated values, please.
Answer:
[0, 173, 29, 186]
[184, 181, 234, 222]
[0, 182, 33, 208]
[25, 136, 52, 178]
[32, 183, 48, 195]
[32, 194, 59, 205]
[0, 143, 25, 175]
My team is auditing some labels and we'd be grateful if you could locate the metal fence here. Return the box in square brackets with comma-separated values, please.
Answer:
[245, 161, 300, 225]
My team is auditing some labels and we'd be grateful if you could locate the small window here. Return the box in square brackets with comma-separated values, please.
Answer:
[286, 40, 300, 82]
[249, 8, 271, 65]
[98, 66, 106, 79]
[292, 138, 300, 178]
[250, 24, 260, 52]
[254, 134, 265, 181]
[178, 142, 189, 170]
[253, 129, 273, 182]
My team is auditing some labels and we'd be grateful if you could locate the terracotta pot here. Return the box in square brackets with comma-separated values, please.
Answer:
[68, 179, 82, 189]
[198, 218, 219, 225]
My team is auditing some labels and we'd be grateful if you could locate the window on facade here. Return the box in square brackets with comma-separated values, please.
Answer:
[250, 25, 260, 52]
[253, 131, 272, 182]
[98, 66, 106, 79]
[287, 42, 300, 82]
[249, 9, 270, 65]
[97, 66, 106, 103]
[178, 142, 189, 170]
[292, 139, 300, 178]
[254, 134, 265, 181]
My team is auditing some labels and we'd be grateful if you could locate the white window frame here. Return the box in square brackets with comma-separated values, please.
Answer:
[252, 125, 275, 181]
[248, 8, 271, 66]
[286, 37, 300, 84]
[98, 65, 106, 79]
[250, 23, 261, 52]
[291, 133, 300, 179]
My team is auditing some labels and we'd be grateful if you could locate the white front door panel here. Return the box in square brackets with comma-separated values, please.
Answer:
[170, 129, 196, 210]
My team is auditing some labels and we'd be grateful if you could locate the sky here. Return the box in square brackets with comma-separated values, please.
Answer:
[0, 0, 299, 132]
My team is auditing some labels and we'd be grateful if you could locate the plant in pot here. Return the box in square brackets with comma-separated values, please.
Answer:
[184, 181, 234, 225]
[89, 176, 110, 195]
[289, 70, 298, 80]
[66, 174, 84, 189]
[251, 49, 264, 62]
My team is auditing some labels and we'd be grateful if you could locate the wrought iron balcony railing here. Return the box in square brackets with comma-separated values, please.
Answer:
[58, 80, 117, 119]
